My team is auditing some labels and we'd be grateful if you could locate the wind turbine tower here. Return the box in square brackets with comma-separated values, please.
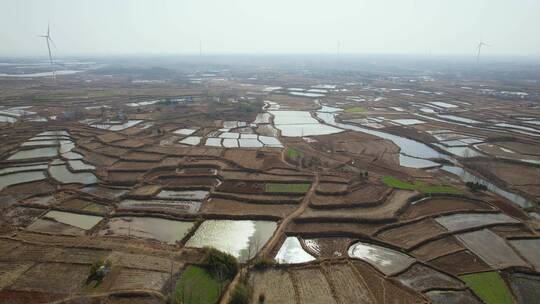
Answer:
[39, 23, 56, 80]
[476, 42, 489, 64]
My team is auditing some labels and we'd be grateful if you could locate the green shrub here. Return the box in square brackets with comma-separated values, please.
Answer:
[229, 282, 250, 304]
[252, 258, 276, 270]
[203, 247, 239, 280]
[87, 260, 111, 285]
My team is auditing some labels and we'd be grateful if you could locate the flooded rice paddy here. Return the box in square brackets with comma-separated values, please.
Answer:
[348, 242, 415, 275]
[0, 114, 17, 123]
[173, 128, 198, 135]
[156, 190, 209, 201]
[21, 140, 59, 146]
[434, 213, 519, 232]
[508, 239, 540, 270]
[2, 130, 101, 187]
[103, 216, 194, 244]
[186, 220, 277, 262]
[0, 171, 47, 190]
[429, 102, 457, 108]
[60, 151, 84, 160]
[39, 210, 103, 230]
[49, 165, 97, 185]
[396, 263, 463, 291]
[119, 199, 202, 214]
[204, 135, 283, 148]
[271, 110, 342, 137]
[425, 290, 481, 304]
[508, 272, 540, 303]
[391, 119, 426, 126]
[179, 136, 202, 145]
[457, 229, 528, 268]
[86, 120, 143, 131]
[68, 160, 95, 171]
[438, 114, 481, 124]
[275, 237, 316, 264]
[289, 92, 325, 98]
[0, 163, 48, 175]
[7, 147, 58, 160]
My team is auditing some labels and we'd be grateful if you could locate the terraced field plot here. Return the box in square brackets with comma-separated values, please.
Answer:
[2, 56, 540, 304]
[460, 271, 514, 304]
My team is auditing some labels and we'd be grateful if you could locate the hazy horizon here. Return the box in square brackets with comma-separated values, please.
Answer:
[1, 0, 540, 57]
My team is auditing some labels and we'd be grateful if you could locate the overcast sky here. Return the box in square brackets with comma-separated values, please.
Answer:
[1, 0, 539, 57]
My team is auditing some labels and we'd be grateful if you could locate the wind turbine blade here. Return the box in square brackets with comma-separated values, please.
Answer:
[476, 44, 482, 64]
[46, 39, 53, 65]
[48, 37, 58, 50]
[47, 22, 50, 37]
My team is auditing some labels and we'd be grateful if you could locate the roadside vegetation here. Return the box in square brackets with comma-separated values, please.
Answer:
[265, 182, 311, 193]
[229, 281, 250, 304]
[252, 258, 277, 270]
[381, 176, 461, 194]
[203, 247, 239, 280]
[344, 106, 366, 113]
[460, 272, 513, 304]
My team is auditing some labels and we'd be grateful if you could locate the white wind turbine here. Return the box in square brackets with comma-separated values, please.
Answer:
[476, 41, 490, 64]
[38, 23, 56, 80]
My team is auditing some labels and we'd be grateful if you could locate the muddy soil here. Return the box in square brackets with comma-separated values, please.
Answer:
[376, 218, 448, 249]
[311, 184, 390, 208]
[410, 236, 464, 261]
[399, 197, 494, 220]
[201, 197, 296, 218]
[430, 250, 491, 275]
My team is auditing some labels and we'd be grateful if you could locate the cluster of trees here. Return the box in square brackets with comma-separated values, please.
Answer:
[234, 100, 264, 114]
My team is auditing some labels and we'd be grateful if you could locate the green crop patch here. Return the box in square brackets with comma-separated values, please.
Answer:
[286, 148, 303, 159]
[265, 183, 311, 193]
[344, 106, 366, 113]
[381, 176, 461, 194]
[460, 271, 513, 304]
[173, 265, 223, 304]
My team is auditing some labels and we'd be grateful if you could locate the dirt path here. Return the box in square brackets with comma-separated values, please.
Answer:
[259, 172, 320, 258]
[219, 173, 319, 304]
[219, 267, 247, 304]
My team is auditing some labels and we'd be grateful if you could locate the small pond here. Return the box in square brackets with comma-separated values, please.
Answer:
[186, 220, 277, 262]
